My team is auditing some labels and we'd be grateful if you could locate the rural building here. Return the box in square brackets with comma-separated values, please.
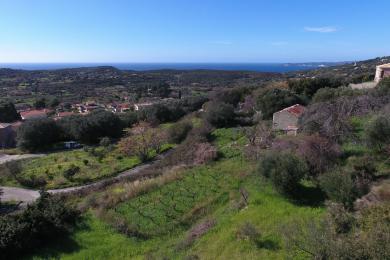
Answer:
[0, 123, 17, 148]
[134, 102, 153, 111]
[272, 104, 305, 135]
[374, 63, 390, 83]
[20, 109, 49, 120]
[109, 103, 132, 113]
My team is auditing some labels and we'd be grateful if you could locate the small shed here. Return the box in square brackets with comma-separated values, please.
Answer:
[272, 104, 305, 135]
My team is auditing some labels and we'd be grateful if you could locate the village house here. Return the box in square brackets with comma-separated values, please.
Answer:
[134, 102, 153, 111]
[374, 63, 390, 83]
[272, 104, 306, 135]
[109, 103, 132, 113]
[20, 109, 49, 120]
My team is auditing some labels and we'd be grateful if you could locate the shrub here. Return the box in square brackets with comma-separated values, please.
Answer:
[258, 151, 308, 195]
[296, 135, 341, 177]
[319, 170, 357, 208]
[311, 87, 364, 103]
[193, 143, 218, 165]
[118, 123, 166, 162]
[205, 101, 235, 127]
[288, 78, 342, 99]
[365, 114, 390, 151]
[0, 191, 79, 257]
[299, 95, 390, 141]
[168, 121, 193, 143]
[236, 222, 261, 242]
[63, 164, 80, 179]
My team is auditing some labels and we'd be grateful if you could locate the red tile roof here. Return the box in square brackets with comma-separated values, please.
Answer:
[57, 112, 74, 117]
[278, 104, 305, 117]
[20, 109, 49, 119]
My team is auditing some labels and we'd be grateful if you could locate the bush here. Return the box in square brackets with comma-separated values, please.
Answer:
[99, 136, 111, 147]
[193, 143, 218, 165]
[299, 95, 390, 142]
[365, 114, 390, 151]
[16, 118, 62, 151]
[236, 222, 261, 242]
[0, 191, 79, 257]
[118, 111, 138, 128]
[288, 78, 342, 99]
[59, 110, 123, 144]
[311, 87, 365, 103]
[63, 164, 80, 179]
[319, 170, 357, 208]
[256, 88, 302, 119]
[205, 101, 235, 127]
[118, 123, 166, 162]
[258, 151, 308, 195]
[168, 121, 193, 143]
[0, 101, 21, 123]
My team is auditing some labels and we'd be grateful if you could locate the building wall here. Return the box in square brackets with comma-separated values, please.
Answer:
[272, 111, 299, 131]
[0, 126, 16, 148]
[375, 66, 390, 82]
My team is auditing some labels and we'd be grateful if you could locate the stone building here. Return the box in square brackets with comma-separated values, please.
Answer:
[0, 123, 16, 148]
[272, 104, 305, 135]
[374, 63, 390, 83]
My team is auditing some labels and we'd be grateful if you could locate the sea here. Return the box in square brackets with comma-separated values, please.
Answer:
[0, 62, 342, 73]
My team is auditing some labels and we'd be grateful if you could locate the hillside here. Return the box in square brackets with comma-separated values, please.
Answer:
[288, 56, 390, 83]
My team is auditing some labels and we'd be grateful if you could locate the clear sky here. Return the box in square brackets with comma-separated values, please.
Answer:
[0, 0, 389, 63]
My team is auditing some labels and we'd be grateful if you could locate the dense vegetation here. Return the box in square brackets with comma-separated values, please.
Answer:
[0, 191, 79, 258]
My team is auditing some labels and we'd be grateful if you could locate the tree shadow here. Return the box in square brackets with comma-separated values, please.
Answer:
[23, 219, 91, 259]
[0, 203, 22, 215]
[289, 184, 326, 207]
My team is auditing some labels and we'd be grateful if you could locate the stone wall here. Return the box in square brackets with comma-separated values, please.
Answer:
[272, 111, 298, 131]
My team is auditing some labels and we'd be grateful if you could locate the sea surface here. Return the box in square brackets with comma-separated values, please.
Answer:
[0, 62, 342, 73]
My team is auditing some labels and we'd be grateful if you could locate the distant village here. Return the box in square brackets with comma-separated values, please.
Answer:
[0, 97, 176, 149]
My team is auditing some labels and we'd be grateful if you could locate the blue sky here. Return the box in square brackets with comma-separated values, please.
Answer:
[0, 0, 389, 63]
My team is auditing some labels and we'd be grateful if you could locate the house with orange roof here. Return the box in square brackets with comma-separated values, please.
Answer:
[272, 104, 306, 135]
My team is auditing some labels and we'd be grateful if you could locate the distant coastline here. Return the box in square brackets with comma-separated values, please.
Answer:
[0, 62, 347, 72]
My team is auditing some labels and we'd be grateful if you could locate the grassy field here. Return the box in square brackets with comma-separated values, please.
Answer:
[27, 128, 324, 259]
[0, 144, 173, 189]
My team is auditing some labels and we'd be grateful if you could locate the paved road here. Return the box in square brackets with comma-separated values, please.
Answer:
[0, 152, 169, 205]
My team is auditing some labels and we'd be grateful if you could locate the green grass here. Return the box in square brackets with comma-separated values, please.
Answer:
[28, 127, 324, 259]
[28, 159, 323, 259]
[0, 144, 174, 189]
